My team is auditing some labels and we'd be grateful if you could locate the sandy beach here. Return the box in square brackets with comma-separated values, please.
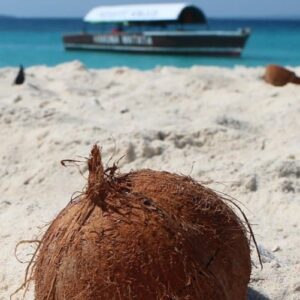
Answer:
[1, 61, 300, 299]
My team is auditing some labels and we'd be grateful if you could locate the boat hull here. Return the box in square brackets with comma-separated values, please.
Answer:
[63, 30, 250, 56]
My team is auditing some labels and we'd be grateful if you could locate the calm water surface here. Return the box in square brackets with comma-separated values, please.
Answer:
[0, 18, 299, 69]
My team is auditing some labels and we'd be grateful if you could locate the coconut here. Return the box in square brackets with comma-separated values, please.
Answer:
[17, 145, 255, 300]
[264, 64, 300, 86]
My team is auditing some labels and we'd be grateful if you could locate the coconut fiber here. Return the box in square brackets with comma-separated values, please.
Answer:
[18, 145, 254, 300]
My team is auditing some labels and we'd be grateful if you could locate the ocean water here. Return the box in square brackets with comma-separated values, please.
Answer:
[0, 17, 300, 69]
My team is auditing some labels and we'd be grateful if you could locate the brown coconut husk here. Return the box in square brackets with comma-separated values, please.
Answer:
[126, 170, 253, 300]
[264, 64, 300, 86]
[14, 145, 258, 300]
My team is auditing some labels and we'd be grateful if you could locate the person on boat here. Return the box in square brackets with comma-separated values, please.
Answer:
[112, 24, 123, 34]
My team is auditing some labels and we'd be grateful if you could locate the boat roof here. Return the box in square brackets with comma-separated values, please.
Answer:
[84, 3, 207, 24]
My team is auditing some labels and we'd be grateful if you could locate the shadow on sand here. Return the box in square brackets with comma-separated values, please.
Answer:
[247, 287, 270, 300]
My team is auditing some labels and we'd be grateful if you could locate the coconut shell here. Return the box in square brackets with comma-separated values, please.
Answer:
[32, 146, 252, 300]
[264, 64, 300, 86]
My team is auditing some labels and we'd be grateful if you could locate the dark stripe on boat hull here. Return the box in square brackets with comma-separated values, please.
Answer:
[63, 31, 249, 57]
[64, 43, 242, 56]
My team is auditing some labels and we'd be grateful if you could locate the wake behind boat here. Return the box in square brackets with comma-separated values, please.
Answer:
[63, 3, 251, 56]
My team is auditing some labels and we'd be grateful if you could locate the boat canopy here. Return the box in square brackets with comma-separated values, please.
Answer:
[84, 3, 207, 24]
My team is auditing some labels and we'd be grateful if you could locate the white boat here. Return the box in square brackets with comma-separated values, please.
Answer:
[63, 3, 251, 56]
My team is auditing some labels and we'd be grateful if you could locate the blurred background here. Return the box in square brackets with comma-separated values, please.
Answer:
[0, 0, 300, 69]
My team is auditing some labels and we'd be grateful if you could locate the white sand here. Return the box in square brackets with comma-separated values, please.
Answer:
[0, 61, 300, 299]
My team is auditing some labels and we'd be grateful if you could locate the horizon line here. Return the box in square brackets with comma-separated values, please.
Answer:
[1, 14, 300, 21]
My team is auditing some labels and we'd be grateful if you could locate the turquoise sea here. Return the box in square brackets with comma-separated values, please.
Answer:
[0, 18, 300, 69]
